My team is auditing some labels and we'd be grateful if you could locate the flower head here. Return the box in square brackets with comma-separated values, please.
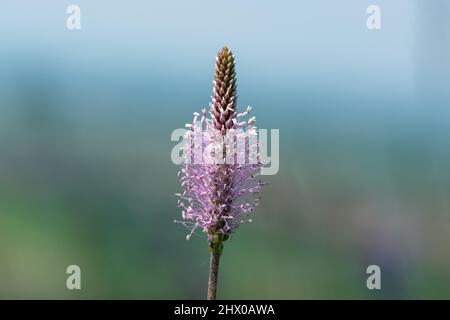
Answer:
[211, 47, 237, 134]
[176, 47, 264, 248]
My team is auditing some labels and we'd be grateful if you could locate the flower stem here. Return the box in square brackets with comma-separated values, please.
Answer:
[207, 242, 222, 300]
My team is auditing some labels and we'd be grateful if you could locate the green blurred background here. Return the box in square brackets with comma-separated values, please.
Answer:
[0, 0, 449, 299]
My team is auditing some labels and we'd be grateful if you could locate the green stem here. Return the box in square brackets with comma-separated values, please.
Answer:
[207, 237, 224, 300]
[207, 248, 221, 300]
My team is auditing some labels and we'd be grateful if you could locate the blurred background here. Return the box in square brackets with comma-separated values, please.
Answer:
[0, 0, 449, 299]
